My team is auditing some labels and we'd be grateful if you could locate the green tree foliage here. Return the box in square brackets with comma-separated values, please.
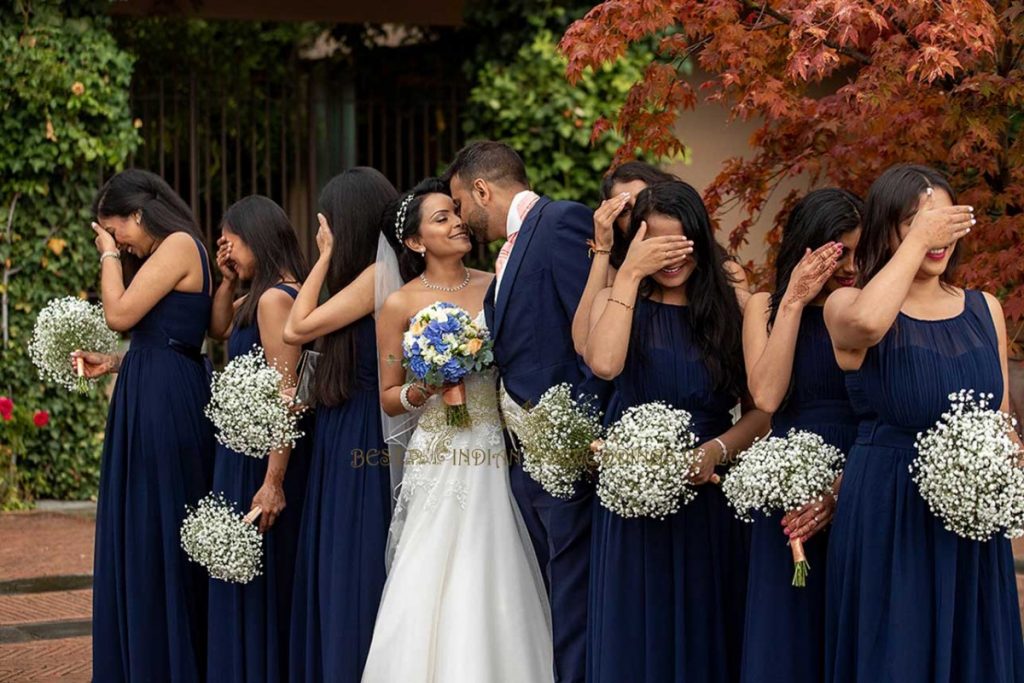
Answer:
[463, 10, 660, 207]
[0, 0, 138, 504]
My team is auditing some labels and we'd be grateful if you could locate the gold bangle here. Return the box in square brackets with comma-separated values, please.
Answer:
[587, 240, 611, 259]
[608, 297, 634, 311]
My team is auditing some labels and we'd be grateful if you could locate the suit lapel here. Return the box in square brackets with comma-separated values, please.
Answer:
[484, 278, 496, 333]
[493, 197, 550, 339]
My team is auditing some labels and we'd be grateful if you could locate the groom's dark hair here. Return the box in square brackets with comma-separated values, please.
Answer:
[443, 141, 529, 189]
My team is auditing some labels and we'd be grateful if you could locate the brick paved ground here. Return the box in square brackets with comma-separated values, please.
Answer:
[0, 511, 94, 682]
[0, 511, 1021, 682]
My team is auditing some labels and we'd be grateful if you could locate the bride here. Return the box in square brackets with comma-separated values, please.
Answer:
[362, 178, 553, 682]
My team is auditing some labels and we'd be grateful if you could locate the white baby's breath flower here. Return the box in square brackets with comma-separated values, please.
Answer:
[28, 296, 119, 393]
[519, 383, 603, 499]
[205, 347, 303, 459]
[910, 389, 1024, 541]
[722, 429, 844, 522]
[595, 402, 701, 519]
[180, 493, 263, 583]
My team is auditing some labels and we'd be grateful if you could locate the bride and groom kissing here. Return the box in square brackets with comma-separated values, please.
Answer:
[363, 140, 606, 682]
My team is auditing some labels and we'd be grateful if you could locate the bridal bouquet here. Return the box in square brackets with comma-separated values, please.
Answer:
[722, 429, 845, 587]
[205, 347, 304, 459]
[28, 296, 119, 393]
[180, 493, 263, 584]
[518, 383, 604, 499]
[910, 389, 1024, 541]
[594, 402, 701, 519]
[402, 302, 493, 427]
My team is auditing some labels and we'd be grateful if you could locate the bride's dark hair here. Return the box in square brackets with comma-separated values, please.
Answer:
[383, 177, 449, 281]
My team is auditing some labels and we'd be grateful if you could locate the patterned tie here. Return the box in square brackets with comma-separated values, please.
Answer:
[495, 230, 518, 279]
[495, 194, 538, 279]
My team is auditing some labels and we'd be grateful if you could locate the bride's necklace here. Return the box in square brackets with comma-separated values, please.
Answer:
[420, 267, 471, 292]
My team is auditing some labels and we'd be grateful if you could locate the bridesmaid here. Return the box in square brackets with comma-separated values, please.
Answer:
[583, 180, 769, 683]
[572, 161, 677, 354]
[740, 188, 862, 683]
[77, 169, 213, 682]
[283, 168, 399, 683]
[206, 195, 311, 683]
[823, 164, 1024, 682]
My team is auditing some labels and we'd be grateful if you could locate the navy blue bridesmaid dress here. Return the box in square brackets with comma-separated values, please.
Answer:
[740, 306, 859, 683]
[588, 298, 750, 683]
[825, 290, 1024, 683]
[288, 315, 390, 683]
[207, 284, 312, 683]
[93, 237, 214, 683]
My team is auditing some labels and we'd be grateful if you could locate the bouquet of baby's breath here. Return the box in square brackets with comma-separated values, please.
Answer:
[910, 389, 1024, 542]
[180, 493, 263, 584]
[594, 402, 701, 519]
[28, 297, 119, 392]
[518, 383, 603, 499]
[205, 347, 303, 459]
[722, 429, 845, 586]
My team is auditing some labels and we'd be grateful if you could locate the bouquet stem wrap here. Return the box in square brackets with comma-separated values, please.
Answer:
[443, 382, 469, 427]
[790, 537, 809, 587]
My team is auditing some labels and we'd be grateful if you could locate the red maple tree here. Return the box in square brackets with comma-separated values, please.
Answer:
[561, 0, 1024, 346]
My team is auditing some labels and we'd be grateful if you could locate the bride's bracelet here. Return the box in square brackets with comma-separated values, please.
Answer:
[399, 382, 426, 413]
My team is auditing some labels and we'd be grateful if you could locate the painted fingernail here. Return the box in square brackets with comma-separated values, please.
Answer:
[971, 219, 976, 225]
[784, 528, 791, 536]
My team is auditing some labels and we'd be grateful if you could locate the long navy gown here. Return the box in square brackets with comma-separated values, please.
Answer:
[740, 306, 859, 683]
[93, 237, 214, 683]
[825, 289, 1024, 683]
[207, 284, 312, 683]
[588, 298, 750, 683]
[288, 315, 390, 683]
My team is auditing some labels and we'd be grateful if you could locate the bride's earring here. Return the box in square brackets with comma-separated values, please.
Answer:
[419, 250, 426, 258]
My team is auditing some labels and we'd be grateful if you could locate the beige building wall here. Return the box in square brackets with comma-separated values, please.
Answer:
[664, 103, 811, 271]
[663, 70, 844, 272]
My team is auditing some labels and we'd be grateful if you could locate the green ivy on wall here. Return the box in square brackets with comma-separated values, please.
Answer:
[1, 0, 138, 506]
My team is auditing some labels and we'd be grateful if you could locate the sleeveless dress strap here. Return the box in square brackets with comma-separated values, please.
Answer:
[965, 289, 1000, 357]
[272, 283, 299, 299]
[192, 237, 211, 295]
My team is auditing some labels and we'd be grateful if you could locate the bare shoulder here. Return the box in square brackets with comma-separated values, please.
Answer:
[156, 230, 199, 256]
[258, 286, 295, 313]
[469, 268, 494, 283]
[981, 290, 1003, 313]
[823, 286, 861, 324]
[980, 290, 1007, 332]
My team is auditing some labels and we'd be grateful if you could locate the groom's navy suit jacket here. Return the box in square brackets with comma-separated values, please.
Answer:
[484, 194, 605, 683]
[483, 196, 608, 409]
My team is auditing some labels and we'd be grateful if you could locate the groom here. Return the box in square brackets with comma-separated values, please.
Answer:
[445, 141, 607, 683]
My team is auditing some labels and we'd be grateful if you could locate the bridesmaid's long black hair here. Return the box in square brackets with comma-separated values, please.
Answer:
[629, 181, 746, 397]
[313, 167, 398, 407]
[383, 177, 449, 282]
[93, 169, 203, 286]
[769, 188, 863, 328]
[601, 161, 678, 269]
[220, 195, 309, 328]
[858, 164, 959, 287]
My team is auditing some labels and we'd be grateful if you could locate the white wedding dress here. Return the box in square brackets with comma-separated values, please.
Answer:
[361, 354, 554, 681]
